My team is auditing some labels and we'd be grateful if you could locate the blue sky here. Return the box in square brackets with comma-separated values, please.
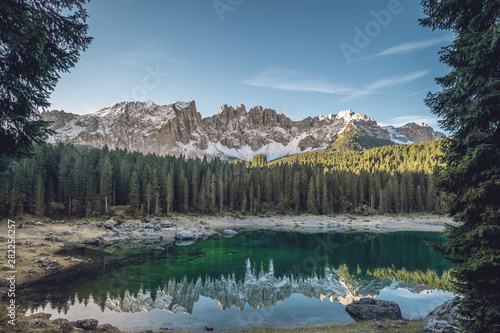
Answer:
[49, 0, 453, 131]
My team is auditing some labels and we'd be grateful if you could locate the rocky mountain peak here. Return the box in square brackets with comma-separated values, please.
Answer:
[329, 110, 373, 123]
[219, 103, 246, 118]
[43, 100, 445, 161]
[41, 109, 79, 130]
[383, 122, 445, 144]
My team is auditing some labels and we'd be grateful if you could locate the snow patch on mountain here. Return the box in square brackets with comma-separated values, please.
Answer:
[42, 101, 445, 161]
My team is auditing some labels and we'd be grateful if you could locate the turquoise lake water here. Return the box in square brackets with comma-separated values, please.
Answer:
[22, 231, 454, 332]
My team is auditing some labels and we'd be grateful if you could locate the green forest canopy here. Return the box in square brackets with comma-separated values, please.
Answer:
[0, 139, 446, 218]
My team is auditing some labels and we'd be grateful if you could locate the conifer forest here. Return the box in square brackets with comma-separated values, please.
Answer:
[0, 140, 447, 218]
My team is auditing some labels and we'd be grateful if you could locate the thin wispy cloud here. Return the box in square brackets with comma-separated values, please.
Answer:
[361, 35, 455, 60]
[243, 67, 429, 102]
[378, 35, 454, 56]
[393, 87, 433, 101]
[368, 71, 429, 90]
[242, 66, 362, 95]
[340, 70, 430, 102]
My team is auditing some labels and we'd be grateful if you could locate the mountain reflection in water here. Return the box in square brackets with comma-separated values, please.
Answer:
[20, 231, 454, 331]
[100, 259, 442, 315]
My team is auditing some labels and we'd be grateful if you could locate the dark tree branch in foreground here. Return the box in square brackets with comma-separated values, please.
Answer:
[0, 0, 92, 157]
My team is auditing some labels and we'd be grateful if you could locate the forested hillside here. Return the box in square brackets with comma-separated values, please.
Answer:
[271, 139, 443, 174]
[0, 140, 447, 218]
[325, 127, 394, 153]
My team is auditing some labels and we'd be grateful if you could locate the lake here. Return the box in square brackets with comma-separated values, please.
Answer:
[21, 231, 454, 332]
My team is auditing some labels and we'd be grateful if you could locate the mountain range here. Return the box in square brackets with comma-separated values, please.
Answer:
[41, 100, 445, 161]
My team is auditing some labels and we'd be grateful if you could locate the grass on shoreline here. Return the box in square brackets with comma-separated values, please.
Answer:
[0, 316, 423, 333]
[238, 319, 423, 332]
[158, 319, 424, 333]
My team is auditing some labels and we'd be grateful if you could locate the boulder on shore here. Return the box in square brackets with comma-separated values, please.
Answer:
[104, 219, 119, 229]
[421, 296, 462, 333]
[222, 229, 238, 237]
[83, 236, 105, 246]
[26, 319, 47, 328]
[345, 298, 402, 321]
[174, 230, 198, 240]
[97, 323, 121, 332]
[75, 318, 98, 330]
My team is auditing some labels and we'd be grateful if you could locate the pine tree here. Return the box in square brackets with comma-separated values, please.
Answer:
[151, 171, 161, 216]
[183, 180, 189, 213]
[306, 177, 318, 214]
[390, 175, 400, 213]
[59, 151, 75, 215]
[9, 162, 25, 216]
[321, 182, 329, 214]
[199, 176, 207, 213]
[249, 183, 254, 214]
[164, 171, 174, 215]
[0, 1, 92, 157]
[100, 156, 112, 213]
[400, 173, 408, 213]
[425, 174, 437, 212]
[292, 172, 300, 213]
[209, 172, 217, 213]
[241, 190, 247, 213]
[33, 174, 45, 217]
[420, 1, 500, 330]
[129, 171, 140, 216]
[416, 185, 424, 212]
[218, 169, 224, 214]
[264, 172, 273, 204]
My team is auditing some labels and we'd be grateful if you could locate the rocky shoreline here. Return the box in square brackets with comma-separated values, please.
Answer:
[0, 213, 458, 284]
[0, 213, 457, 283]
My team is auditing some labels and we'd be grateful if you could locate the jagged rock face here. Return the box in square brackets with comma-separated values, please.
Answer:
[41, 110, 79, 130]
[42, 101, 445, 161]
[384, 122, 446, 144]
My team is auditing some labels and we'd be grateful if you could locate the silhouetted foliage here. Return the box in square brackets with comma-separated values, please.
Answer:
[0, 0, 92, 157]
[420, 0, 500, 331]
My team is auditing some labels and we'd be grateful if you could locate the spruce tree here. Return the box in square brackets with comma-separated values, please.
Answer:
[420, 0, 500, 331]
[0, 0, 92, 156]
[249, 183, 254, 214]
[164, 171, 174, 215]
[9, 162, 24, 215]
[218, 169, 224, 214]
[129, 171, 140, 216]
[307, 177, 318, 214]
[99, 156, 112, 213]
[321, 182, 329, 214]
[33, 174, 45, 217]
[145, 182, 153, 216]
[292, 172, 301, 213]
